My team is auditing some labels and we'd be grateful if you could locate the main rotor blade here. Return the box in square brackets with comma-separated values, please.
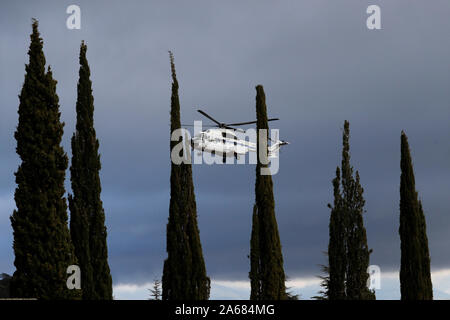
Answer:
[226, 120, 257, 126]
[182, 124, 217, 127]
[197, 110, 221, 126]
[226, 118, 279, 127]
[223, 125, 245, 133]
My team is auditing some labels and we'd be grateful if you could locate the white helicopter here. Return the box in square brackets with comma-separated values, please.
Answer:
[185, 110, 289, 163]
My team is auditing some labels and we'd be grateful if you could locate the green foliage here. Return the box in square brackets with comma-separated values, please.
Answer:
[10, 20, 80, 299]
[69, 41, 112, 300]
[324, 121, 375, 300]
[285, 276, 300, 300]
[162, 52, 210, 300]
[399, 132, 433, 300]
[312, 263, 330, 300]
[249, 204, 262, 299]
[149, 278, 162, 300]
[249, 85, 286, 300]
[327, 167, 347, 299]
[0, 274, 12, 298]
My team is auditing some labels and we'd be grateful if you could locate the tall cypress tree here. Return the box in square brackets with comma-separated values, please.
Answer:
[249, 204, 262, 299]
[324, 121, 375, 300]
[68, 41, 112, 300]
[249, 85, 286, 300]
[327, 167, 346, 299]
[345, 170, 374, 300]
[399, 132, 433, 300]
[10, 20, 79, 299]
[162, 52, 210, 300]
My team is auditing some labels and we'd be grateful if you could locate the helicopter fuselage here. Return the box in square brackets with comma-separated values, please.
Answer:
[191, 128, 287, 159]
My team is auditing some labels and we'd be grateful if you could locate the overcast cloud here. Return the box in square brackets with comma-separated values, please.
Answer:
[1, 1, 450, 299]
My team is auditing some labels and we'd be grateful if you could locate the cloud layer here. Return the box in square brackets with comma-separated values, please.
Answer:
[1, 1, 450, 298]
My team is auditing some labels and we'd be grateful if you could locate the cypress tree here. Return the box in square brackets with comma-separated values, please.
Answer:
[0, 274, 12, 298]
[399, 132, 433, 300]
[324, 121, 375, 300]
[10, 20, 79, 299]
[68, 41, 112, 300]
[249, 85, 286, 300]
[162, 52, 210, 300]
[249, 204, 262, 299]
[313, 263, 330, 300]
[346, 170, 374, 300]
[327, 167, 346, 299]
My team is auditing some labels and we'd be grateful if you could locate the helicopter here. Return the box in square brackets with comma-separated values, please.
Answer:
[184, 110, 289, 163]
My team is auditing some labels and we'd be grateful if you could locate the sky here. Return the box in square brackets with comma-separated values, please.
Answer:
[1, 0, 450, 299]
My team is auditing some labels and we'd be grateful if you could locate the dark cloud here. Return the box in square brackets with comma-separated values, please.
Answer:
[1, 0, 450, 287]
